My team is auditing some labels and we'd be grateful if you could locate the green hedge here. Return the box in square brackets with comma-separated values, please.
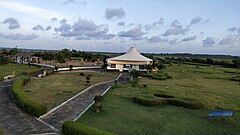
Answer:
[134, 96, 204, 109]
[141, 73, 172, 80]
[11, 78, 47, 117]
[62, 121, 115, 135]
[134, 96, 168, 106]
[22, 67, 44, 75]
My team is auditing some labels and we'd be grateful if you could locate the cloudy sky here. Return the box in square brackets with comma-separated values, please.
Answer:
[0, 0, 240, 55]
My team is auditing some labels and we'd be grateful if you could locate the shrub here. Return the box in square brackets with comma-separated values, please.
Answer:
[62, 121, 115, 135]
[130, 69, 141, 78]
[22, 67, 44, 75]
[154, 93, 174, 98]
[46, 70, 54, 76]
[69, 65, 73, 71]
[141, 73, 172, 80]
[134, 96, 167, 106]
[166, 98, 204, 109]
[130, 79, 138, 87]
[94, 96, 104, 113]
[134, 95, 204, 109]
[54, 66, 59, 72]
[80, 72, 84, 76]
[142, 84, 148, 88]
[0, 56, 9, 65]
[11, 78, 47, 117]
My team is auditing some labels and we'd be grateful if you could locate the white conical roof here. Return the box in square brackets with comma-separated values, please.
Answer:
[109, 47, 152, 62]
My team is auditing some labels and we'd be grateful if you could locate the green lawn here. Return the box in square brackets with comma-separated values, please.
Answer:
[23, 71, 119, 110]
[0, 63, 40, 80]
[78, 64, 240, 135]
[0, 129, 3, 135]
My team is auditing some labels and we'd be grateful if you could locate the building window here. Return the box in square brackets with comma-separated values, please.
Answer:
[139, 65, 144, 69]
[111, 64, 116, 68]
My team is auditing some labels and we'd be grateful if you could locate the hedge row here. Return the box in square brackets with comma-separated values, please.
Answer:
[142, 73, 172, 80]
[22, 66, 44, 75]
[11, 78, 47, 117]
[62, 121, 115, 135]
[134, 96, 204, 109]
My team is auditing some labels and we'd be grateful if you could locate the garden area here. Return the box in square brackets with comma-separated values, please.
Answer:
[78, 64, 240, 135]
[23, 70, 119, 110]
[0, 63, 43, 81]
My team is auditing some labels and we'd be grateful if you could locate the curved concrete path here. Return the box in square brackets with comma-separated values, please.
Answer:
[0, 80, 56, 135]
[40, 73, 130, 131]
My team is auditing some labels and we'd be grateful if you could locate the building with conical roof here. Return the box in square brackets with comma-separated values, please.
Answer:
[107, 47, 152, 72]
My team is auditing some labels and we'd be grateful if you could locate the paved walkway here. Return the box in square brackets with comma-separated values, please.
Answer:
[0, 80, 56, 135]
[0, 72, 130, 134]
[40, 73, 130, 131]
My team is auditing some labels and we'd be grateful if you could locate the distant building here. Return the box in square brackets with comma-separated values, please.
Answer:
[107, 47, 152, 72]
[14, 52, 41, 64]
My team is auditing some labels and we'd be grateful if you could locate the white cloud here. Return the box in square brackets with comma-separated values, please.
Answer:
[105, 8, 126, 20]
[0, 1, 64, 19]
[54, 17, 115, 40]
[32, 24, 44, 31]
[118, 27, 145, 40]
[219, 35, 238, 45]
[0, 32, 39, 40]
[182, 35, 197, 41]
[190, 17, 203, 25]
[202, 37, 215, 47]
[145, 18, 164, 31]
[45, 26, 52, 31]
[147, 36, 167, 43]
[2, 17, 20, 29]
[63, 0, 87, 5]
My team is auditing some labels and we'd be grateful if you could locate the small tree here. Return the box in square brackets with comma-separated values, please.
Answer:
[157, 63, 166, 72]
[130, 69, 140, 78]
[86, 76, 91, 86]
[54, 66, 59, 73]
[0, 56, 9, 65]
[146, 64, 153, 72]
[101, 56, 109, 72]
[94, 95, 103, 113]
[69, 65, 73, 71]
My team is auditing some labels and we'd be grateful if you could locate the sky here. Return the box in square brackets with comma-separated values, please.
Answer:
[0, 0, 240, 55]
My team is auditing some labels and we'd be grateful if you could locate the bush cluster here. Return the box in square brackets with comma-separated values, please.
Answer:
[11, 78, 47, 117]
[46, 70, 54, 76]
[142, 73, 172, 80]
[79, 72, 84, 76]
[62, 121, 115, 135]
[22, 67, 44, 75]
[134, 96, 167, 106]
[134, 95, 203, 109]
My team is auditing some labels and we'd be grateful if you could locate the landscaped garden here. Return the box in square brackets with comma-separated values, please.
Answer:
[23, 70, 119, 110]
[78, 64, 240, 135]
[0, 63, 43, 81]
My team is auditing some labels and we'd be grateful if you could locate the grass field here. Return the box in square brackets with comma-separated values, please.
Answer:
[23, 71, 119, 110]
[0, 63, 40, 80]
[78, 64, 240, 135]
[0, 129, 3, 135]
